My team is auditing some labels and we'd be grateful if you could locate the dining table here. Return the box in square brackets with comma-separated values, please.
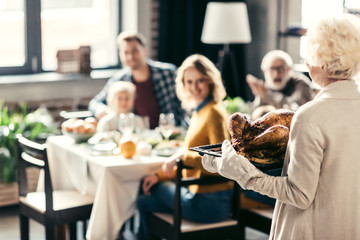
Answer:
[45, 134, 181, 240]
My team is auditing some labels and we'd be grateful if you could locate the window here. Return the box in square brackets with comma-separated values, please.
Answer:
[300, 0, 344, 59]
[0, 0, 121, 75]
[344, 0, 360, 13]
[0, 0, 25, 68]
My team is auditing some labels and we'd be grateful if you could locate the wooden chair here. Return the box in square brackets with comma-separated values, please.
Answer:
[240, 208, 273, 235]
[16, 135, 94, 240]
[146, 160, 244, 240]
[239, 168, 280, 236]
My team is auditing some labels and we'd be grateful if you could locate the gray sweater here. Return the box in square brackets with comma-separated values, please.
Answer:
[253, 74, 315, 111]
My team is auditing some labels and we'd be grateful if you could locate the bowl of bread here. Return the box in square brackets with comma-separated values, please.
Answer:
[61, 117, 97, 143]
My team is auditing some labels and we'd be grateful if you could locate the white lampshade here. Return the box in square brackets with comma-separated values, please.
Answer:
[201, 2, 252, 44]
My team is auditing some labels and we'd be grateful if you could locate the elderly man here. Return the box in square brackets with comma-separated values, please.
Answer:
[247, 50, 315, 111]
[89, 32, 184, 128]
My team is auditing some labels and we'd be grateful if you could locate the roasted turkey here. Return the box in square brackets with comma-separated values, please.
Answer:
[227, 109, 294, 162]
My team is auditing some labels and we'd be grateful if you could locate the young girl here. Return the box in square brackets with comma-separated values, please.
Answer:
[96, 81, 145, 133]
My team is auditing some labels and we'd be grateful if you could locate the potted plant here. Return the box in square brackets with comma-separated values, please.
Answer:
[0, 102, 59, 206]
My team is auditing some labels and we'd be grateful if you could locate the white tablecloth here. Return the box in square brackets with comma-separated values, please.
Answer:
[46, 135, 168, 240]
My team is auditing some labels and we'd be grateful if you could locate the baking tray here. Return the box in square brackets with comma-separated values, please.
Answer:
[190, 143, 283, 171]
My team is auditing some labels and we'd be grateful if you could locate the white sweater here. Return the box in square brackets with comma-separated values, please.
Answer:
[245, 80, 360, 239]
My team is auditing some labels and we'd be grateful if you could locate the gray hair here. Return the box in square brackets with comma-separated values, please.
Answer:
[261, 50, 293, 71]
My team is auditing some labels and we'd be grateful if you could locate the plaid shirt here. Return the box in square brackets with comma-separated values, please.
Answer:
[89, 59, 185, 126]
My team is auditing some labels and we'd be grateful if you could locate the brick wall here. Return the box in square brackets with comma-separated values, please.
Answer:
[150, 0, 159, 60]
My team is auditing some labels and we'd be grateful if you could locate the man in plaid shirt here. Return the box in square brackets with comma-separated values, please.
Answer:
[89, 32, 184, 128]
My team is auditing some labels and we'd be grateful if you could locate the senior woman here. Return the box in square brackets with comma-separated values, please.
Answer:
[136, 54, 233, 240]
[202, 14, 360, 240]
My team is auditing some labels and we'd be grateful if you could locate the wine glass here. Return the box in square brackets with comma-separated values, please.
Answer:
[118, 113, 135, 137]
[158, 113, 175, 142]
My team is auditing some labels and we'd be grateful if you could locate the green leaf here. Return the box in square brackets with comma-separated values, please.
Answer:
[0, 103, 59, 183]
[0, 147, 15, 184]
[223, 96, 251, 115]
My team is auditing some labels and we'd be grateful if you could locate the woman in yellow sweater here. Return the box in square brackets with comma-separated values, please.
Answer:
[137, 54, 233, 240]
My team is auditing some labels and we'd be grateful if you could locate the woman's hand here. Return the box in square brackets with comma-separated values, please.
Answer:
[161, 158, 178, 178]
[142, 174, 159, 195]
[202, 140, 262, 188]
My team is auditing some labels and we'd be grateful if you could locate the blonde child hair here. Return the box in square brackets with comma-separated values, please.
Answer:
[106, 81, 136, 107]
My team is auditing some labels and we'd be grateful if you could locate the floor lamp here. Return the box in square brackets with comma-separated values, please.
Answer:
[201, 2, 252, 97]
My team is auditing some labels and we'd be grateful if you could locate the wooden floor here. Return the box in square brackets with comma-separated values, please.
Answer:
[0, 205, 269, 240]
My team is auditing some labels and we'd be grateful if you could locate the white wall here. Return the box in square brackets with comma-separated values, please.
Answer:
[122, 0, 138, 32]
[122, 0, 154, 57]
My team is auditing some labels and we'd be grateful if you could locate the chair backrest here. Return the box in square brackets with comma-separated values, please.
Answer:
[173, 159, 240, 238]
[239, 167, 280, 235]
[241, 208, 273, 234]
[17, 135, 54, 212]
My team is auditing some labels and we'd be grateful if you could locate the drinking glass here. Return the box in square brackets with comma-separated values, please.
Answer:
[158, 113, 175, 142]
[118, 113, 135, 137]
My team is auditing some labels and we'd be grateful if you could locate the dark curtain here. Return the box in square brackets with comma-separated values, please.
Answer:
[158, 0, 251, 100]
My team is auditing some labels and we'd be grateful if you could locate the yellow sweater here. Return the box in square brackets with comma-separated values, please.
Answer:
[158, 101, 233, 193]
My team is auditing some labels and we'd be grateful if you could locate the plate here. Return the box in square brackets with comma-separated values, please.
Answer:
[190, 143, 222, 158]
[153, 147, 182, 157]
[85, 141, 118, 155]
[62, 130, 95, 143]
[190, 143, 283, 171]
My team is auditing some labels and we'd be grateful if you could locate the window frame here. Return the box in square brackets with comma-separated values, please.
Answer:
[0, 0, 122, 76]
